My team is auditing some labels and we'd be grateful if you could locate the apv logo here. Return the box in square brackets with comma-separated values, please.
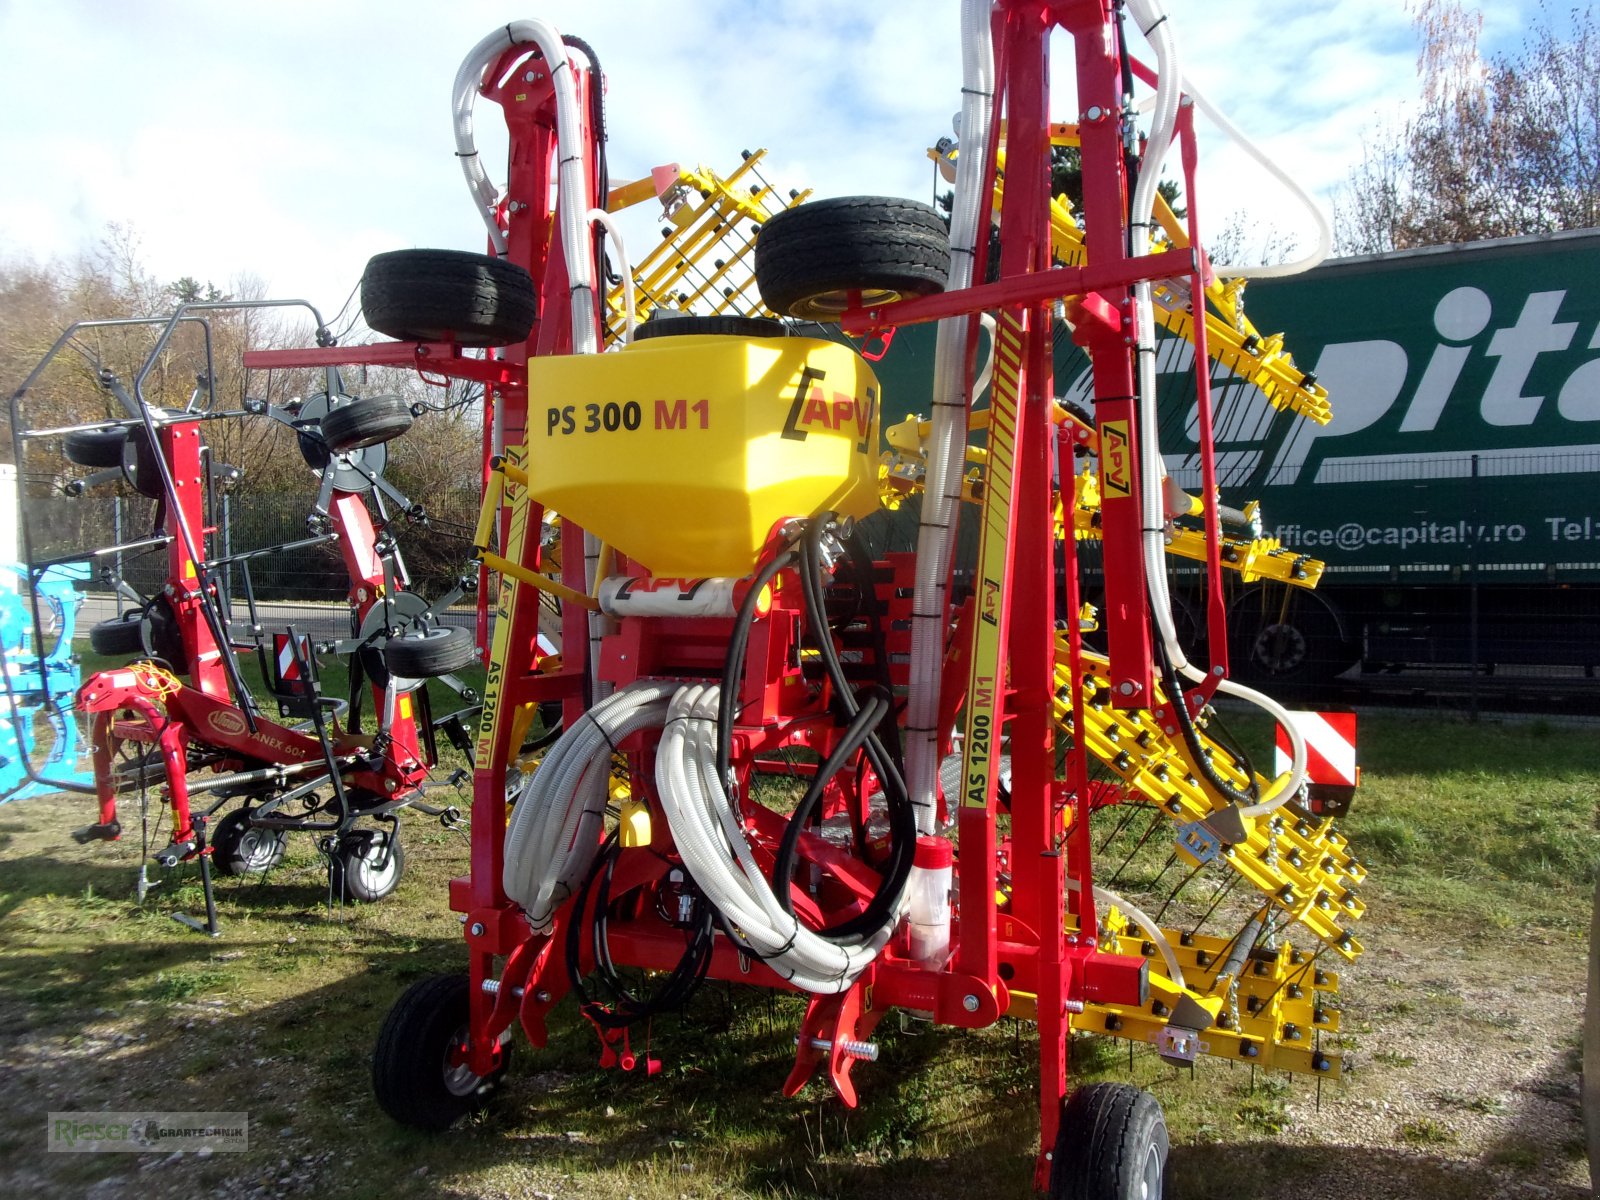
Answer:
[781, 365, 878, 453]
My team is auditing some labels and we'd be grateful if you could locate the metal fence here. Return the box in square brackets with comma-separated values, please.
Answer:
[28, 449, 1600, 713]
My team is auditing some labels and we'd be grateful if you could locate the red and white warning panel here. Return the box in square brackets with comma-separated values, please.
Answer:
[1274, 710, 1358, 815]
[273, 633, 313, 684]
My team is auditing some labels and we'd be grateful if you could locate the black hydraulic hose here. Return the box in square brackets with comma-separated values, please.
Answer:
[796, 518, 916, 938]
[770, 689, 889, 930]
[716, 548, 798, 785]
[841, 531, 903, 766]
[1154, 633, 1260, 806]
[564, 833, 714, 1029]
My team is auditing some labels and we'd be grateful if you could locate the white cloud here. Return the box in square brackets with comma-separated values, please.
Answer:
[0, 0, 1550, 313]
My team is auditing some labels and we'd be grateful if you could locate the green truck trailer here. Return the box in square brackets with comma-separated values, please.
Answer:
[874, 227, 1600, 683]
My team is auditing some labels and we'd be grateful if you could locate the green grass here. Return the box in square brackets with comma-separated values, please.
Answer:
[0, 709, 1595, 1198]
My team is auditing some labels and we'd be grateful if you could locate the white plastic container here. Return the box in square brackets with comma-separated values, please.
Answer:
[907, 835, 954, 968]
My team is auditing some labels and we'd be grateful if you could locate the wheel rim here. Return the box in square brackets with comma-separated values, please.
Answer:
[1252, 621, 1308, 673]
[442, 1025, 484, 1097]
[351, 838, 400, 893]
[237, 826, 281, 871]
[1139, 1141, 1162, 1200]
[798, 286, 910, 318]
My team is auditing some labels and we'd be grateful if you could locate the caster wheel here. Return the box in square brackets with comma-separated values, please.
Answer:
[330, 830, 405, 902]
[372, 973, 512, 1130]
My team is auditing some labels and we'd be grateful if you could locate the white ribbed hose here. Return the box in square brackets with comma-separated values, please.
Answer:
[654, 684, 896, 993]
[1126, 0, 1307, 817]
[503, 680, 677, 932]
[904, 0, 996, 837]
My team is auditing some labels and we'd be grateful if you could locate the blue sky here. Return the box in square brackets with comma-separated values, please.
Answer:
[0, 1, 1541, 314]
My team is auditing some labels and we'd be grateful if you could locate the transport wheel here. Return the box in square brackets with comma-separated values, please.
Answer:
[754, 195, 950, 320]
[382, 625, 477, 680]
[320, 394, 414, 453]
[373, 973, 512, 1131]
[361, 249, 536, 347]
[209, 808, 288, 877]
[331, 830, 405, 902]
[632, 314, 789, 341]
[1049, 1082, 1168, 1200]
[125, 421, 172, 500]
[62, 427, 128, 469]
[89, 612, 146, 657]
[1227, 586, 1358, 686]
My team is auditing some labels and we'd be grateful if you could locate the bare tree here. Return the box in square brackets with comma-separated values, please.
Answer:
[1333, 1, 1600, 251]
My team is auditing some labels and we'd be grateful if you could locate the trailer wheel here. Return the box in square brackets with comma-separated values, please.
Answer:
[373, 973, 512, 1131]
[320, 394, 414, 453]
[754, 196, 950, 321]
[331, 830, 405, 902]
[210, 809, 288, 877]
[382, 626, 477, 680]
[362, 249, 536, 347]
[1049, 1082, 1168, 1200]
[1227, 586, 1358, 686]
[63, 427, 128, 469]
[89, 613, 145, 658]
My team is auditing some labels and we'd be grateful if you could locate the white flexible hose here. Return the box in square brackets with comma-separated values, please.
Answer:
[503, 680, 677, 932]
[905, 0, 996, 837]
[1183, 82, 1332, 279]
[655, 684, 896, 993]
[1069, 876, 1186, 991]
[588, 207, 636, 343]
[451, 20, 600, 356]
[455, 23, 609, 701]
[1125, 0, 1306, 816]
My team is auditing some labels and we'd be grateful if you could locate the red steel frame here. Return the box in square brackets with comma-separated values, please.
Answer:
[260, 6, 1242, 1186]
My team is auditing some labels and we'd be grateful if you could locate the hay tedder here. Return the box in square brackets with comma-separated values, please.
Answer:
[9, 308, 478, 931]
[28, 0, 1365, 1191]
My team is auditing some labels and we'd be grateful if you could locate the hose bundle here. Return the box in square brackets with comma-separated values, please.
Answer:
[502, 679, 676, 933]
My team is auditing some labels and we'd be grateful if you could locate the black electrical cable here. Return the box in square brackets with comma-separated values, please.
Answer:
[770, 689, 889, 922]
[793, 517, 917, 940]
[715, 547, 798, 783]
[564, 832, 715, 1029]
[561, 35, 611, 307]
[590, 841, 714, 1026]
[1154, 630, 1260, 806]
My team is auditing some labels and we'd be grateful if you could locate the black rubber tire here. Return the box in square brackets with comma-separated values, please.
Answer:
[63, 427, 128, 469]
[1228, 586, 1359, 686]
[362, 249, 536, 348]
[126, 424, 167, 499]
[382, 626, 477, 679]
[754, 196, 950, 321]
[321, 394, 414, 453]
[633, 314, 789, 341]
[89, 613, 146, 657]
[330, 830, 405, 902]
[1049, 1083, 1168, 1200]
[210, 808, 288, 877]
[373, 973, 512, 1131]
